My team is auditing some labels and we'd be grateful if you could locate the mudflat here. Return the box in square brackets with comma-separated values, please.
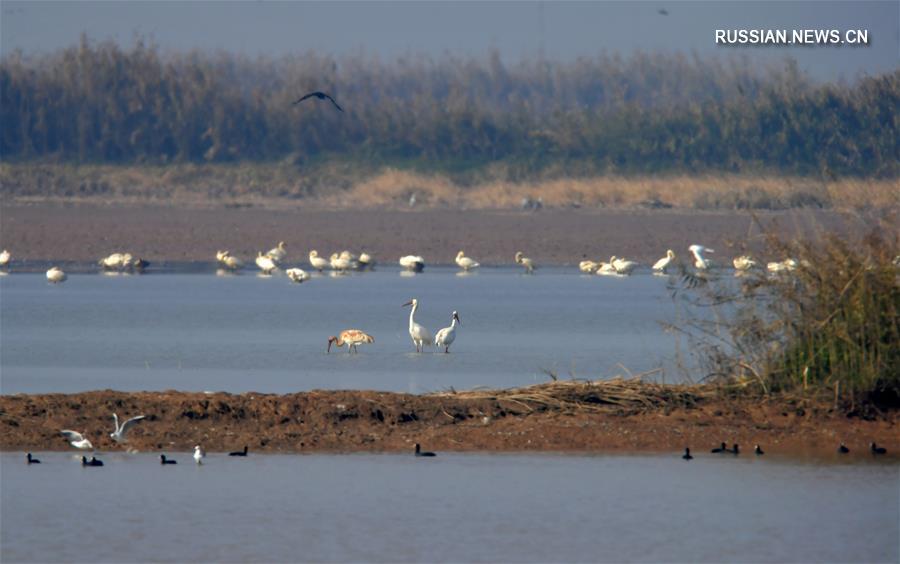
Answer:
[1, 382, 896, 456]
[0, 202, 862, 266]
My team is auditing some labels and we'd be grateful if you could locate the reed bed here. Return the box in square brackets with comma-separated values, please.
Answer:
[3, 163, 898, 211]
[430, 377, 721, 414]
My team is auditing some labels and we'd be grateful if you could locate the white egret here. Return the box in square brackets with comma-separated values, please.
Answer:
[434, 311, 461, 353]
[402, 298, 432, 352]
[327, 329, 375, 353]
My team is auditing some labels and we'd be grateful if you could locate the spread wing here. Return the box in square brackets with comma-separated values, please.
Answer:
[323, 94, 344, 112]
[120, 415, 146, 435]
[292, 92, 318, 105]
[61, 430, 85, 442]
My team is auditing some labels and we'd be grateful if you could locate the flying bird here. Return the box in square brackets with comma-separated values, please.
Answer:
[61, 430, 93, 450]
[657, 8, 669, 16]
[292, 91, 344, 112]
[109, 413, 146, 443]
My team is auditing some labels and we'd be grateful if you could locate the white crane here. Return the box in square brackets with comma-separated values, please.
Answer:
[255, 252, 278, 274]
[109, 413, 146, 443]
[402, 298, 432, 352]
[515, 252, 534, 273]
[46, 266, 67, 283]
[308, 250, 330, 272]
[434, 311, 461, 353]
[652, 250, 676, 274]
[688, 245, 714, 270]
[399, 255, 426, 272]
[455, 251, 480, 271]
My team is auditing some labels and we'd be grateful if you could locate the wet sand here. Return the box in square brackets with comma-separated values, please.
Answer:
[1, 385, 896, 456]
[0, 202, 861, 266]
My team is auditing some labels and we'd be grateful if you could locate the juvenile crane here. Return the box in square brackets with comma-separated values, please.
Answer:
[327, 330, 375, 353]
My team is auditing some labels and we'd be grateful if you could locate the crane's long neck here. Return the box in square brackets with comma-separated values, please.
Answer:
[409, 303, 418, 331]
[450, 317, 458, 330]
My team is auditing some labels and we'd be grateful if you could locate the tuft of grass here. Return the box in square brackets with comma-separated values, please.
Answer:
[673, 219, 900, 411]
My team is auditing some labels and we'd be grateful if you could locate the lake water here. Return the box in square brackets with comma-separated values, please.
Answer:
[1, 451, 897, 563]
[0, 267, 699, 395]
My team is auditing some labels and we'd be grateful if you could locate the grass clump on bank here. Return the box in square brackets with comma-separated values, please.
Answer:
[675, 221, 899, 412]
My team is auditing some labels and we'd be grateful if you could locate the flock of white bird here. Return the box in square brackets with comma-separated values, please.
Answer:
[0, 240, 813, 286]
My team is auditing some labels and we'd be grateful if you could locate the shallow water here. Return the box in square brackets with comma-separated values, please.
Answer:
[1, 452, 897, 563]
[0, 268, 697, 394]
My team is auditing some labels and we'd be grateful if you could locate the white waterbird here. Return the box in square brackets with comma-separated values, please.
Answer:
[266, 241, 287, 263]
[399, 255, 426, 272]
[733, 255, 757, 271]
[688, 245, 714, 270]
[434, 311, 461, 353]
[308, 250, 330, 272]
[99, 253, 125, 269]
[0, 249, 10, 267]
[652, 250, 676, 274]
[109, 413, 146, 443]
[221, 253, 243, 270]
[455, 251, 480, 271]
[286, 268, 310, 283]
[596, 257, 619, 276]
[402, 298, 432, 352]
[255, 252, 278, 274]
[515, 252, 534, 273]
[193, 445, 205, 464]
[612, 257, 639, 275]
[579, 259, 600, 273]
[46, 266, 67, 283]
[61, 430, 93, 450]
[358, 252, 374, 269]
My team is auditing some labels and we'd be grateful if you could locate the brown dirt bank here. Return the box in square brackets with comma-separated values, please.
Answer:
[0, 202, 877, 266]
[2, 381, 897, 456]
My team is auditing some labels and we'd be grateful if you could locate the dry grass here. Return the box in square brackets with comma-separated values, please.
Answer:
[430, 377, 722, 415]
[2, 163, 897, 211]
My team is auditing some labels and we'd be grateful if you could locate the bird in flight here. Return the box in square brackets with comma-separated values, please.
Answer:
[292, 91, 344, 112]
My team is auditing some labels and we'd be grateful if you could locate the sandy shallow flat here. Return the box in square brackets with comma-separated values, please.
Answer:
[0, 202, 861, 266]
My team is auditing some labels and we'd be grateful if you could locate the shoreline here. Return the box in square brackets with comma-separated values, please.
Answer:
[1, 201, 876, 267]
[2, 382, 896, 456]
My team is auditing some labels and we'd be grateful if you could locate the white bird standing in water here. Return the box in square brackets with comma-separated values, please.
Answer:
[455, 251, 480, 271]
[60, 430, 93, 450]
[221, 253, 243, 270]
[515, 252, 534, 273]
[193, 445, 205, 464]
[255, 252, 278, 274]
[402, 298, 432, 352]
[46, 266, 67, 283]
[652, 250, 676, 274]
[266, 241, 287, 263]
[434, 311, 461, 353]
[109, 413, 146, 443]
[308, 250, 330, 272]
[688, 245, 714, 270]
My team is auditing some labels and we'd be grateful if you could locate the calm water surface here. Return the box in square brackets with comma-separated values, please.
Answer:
[1, 268, 694, 394]
[1, 452, 897, 563]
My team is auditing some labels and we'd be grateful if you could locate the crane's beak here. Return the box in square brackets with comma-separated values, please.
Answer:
[454, 312, 461, 324]
[402, 301, 412, 307]
[327, 337, 334, 353]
